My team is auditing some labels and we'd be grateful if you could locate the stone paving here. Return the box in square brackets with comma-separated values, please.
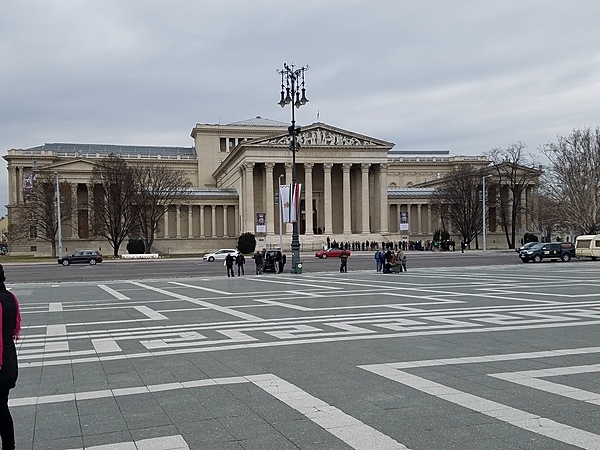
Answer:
[7, 262, 600, 449]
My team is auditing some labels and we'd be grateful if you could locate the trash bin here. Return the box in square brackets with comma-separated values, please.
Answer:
[294, 261, 303, 274]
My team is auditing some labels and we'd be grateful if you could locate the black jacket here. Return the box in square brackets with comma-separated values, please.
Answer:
[0, 286, 18, 390]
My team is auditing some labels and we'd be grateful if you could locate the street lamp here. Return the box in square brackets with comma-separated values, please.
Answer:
[277, 63, 309, 273]
[482, 174, 492, 253]
[54, 171, 63, 258]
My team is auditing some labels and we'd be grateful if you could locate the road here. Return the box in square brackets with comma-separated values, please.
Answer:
[2, 250, 539, 283]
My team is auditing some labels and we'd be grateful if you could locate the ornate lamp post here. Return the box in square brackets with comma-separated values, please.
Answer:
[54, 171, 63, 258]
[277, 63, 309, 273]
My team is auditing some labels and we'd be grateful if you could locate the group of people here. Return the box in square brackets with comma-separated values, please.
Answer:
[374, 248, 407, 273]
[224, 252, 246, 277]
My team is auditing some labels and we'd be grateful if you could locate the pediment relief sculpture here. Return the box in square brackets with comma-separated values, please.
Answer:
[262, 128, 378, 147]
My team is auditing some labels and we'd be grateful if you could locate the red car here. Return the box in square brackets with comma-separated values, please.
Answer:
[315, 248, 351, 259]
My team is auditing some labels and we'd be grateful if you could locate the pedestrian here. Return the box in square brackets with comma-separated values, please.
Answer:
[1, 264, 21, 450]
[235, 253, 245, 276]
[278, 253, 286, 274]
[253, 251, 263, 274]
[401, 253, 408, 272]
[374, 249, 382, 272]
[339, 248, 349, 273]
[225, 253, 235, 277]
[461, 241, 466, 253]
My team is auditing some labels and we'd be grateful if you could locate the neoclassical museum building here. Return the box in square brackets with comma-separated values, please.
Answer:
[3, 117, 531, 256]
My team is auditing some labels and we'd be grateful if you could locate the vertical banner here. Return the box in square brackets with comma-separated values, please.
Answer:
[279, 183, 302, 223]
[279, 183, 290, 223]
[256, 212, 266, 233]
[400, 211, 409, 231]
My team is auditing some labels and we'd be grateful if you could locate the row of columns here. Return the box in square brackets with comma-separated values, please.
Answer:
[391, 203, 433, 235]
[241, 162, 389, 235]
[163, 204, 238, 238]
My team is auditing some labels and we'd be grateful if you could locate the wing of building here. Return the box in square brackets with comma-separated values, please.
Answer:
[3, 117, 536, 255]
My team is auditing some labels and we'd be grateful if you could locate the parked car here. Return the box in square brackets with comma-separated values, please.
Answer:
[515, 242, 538, 253]
[519, 242, 575, 263]
[203, 249, 238, 262]
[315, 248, 351, 259]
[58, 250, 103, 266]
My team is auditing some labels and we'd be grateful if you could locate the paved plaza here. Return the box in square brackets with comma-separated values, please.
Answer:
[7, 262, 600, 449]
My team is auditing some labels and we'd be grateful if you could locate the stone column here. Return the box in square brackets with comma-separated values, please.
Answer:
[284, 162, 293, 234]
[15, 167, 21, 204]
[234, 205, 239, 236]
[8, 167, 16, 204]
[427, 203, 432, 234]
[265, 163, 275, 236]
[176, 205, 181, 238]
[188, 205, 193, 237]
[244, 162, 255, 233]
[71, 183, 78, 238]
[342, 163, 352, 234]
[87, 183, 94, 236]
[211, 205, 217, 237]
[304, 163, 314, 234]
[417, 204, 422, 234]
[323, 163, 333, 234]
[223, 205, 228, 237]
[380, 164, 388, 233]
[164, 207, 169, 238]
[361, 163, 370, 234]
[199, 205, 205, 237]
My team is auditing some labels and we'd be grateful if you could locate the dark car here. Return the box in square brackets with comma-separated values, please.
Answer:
[520, 242, 575, 263]
[315, 248, 352, 259]
[58, 250, 103, 266]
[262, 249, 286, 273]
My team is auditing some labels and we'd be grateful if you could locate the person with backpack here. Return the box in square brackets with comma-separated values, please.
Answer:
[235, 253, 245, 276]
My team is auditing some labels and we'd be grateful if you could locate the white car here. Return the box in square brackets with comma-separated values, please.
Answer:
[203, 249, 238, 262]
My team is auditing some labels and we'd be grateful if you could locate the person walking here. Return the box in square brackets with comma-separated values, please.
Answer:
[0, 264, 21, 450]
[339, 248, 349, 273]
[253, 251, 263, 275]
[235, 253, 245, 276]
[225, 253, 235, 277]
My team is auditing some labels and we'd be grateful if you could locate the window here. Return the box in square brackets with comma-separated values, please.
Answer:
[29, 226, 37, 239]
[30, 246, 37, 252]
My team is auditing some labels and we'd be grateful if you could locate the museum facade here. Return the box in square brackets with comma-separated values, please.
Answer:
[3, 117, 532, 256]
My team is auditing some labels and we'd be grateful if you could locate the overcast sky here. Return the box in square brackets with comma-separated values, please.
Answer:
[2, 1, 600, 216]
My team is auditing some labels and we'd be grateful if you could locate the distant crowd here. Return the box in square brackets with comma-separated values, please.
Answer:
[323, 237, 459, 252]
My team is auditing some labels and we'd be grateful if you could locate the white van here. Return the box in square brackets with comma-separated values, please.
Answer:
[575, 234, 600, 260]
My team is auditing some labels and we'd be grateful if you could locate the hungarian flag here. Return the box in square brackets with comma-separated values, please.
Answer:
[280, 183, 302, 223]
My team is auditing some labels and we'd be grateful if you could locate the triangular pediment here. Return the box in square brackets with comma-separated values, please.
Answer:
[244, 122, 394, 149]
[35, 159, 97, 173]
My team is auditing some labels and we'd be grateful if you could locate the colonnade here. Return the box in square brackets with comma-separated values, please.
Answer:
[239, 161, 389, 236]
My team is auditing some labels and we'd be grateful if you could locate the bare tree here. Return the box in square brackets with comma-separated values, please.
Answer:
[7, 171, 72, 257]
[90, 155, 138, 257]
[542, 127, 600, 235]
[486, 143, 541, 249]
[433, 166, 484, 248]
[131, 162, 192, 253]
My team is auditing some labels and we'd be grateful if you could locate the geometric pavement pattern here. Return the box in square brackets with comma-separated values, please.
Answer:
[7, 262, 600, 449]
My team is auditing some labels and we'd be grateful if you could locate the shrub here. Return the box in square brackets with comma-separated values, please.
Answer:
[237, 232, 256, 254]
[126, 239, 145, 254]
